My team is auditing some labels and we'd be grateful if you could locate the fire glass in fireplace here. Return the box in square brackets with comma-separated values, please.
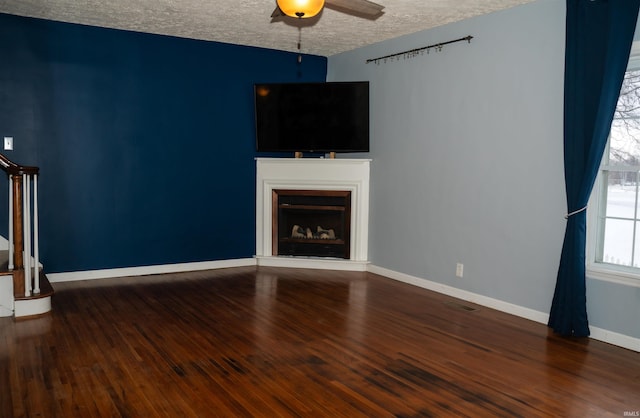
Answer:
[273, 189, 351, 259]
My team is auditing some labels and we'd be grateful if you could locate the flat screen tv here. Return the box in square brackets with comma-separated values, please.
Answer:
[254, 81, 369, 153]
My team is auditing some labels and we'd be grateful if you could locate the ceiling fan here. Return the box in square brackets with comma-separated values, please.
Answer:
[271, 0, 385, 21]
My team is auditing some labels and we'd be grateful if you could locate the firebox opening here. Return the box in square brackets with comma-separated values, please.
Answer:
[273, 189, 351, 259]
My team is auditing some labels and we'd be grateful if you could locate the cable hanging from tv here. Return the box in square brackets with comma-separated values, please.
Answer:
[366, 35, 473, 65]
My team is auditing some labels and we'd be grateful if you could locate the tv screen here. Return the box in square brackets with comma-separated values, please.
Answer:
[254, 81, 370, 153]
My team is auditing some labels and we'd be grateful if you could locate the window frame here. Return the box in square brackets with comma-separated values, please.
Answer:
[586, 41, 640, 288]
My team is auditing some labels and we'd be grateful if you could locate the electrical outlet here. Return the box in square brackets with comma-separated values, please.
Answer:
[3, 137, 13, 151]
[456, 263, 464, 278]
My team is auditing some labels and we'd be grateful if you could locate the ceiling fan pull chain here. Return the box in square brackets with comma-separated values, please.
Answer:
[297, 25, 302, 63]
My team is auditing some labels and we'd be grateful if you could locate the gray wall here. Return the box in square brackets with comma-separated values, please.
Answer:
[328, 0, 640, 343]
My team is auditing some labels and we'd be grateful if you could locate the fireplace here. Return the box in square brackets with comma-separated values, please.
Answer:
[256, 158, 370, 270]
[273, 189, 351, 259]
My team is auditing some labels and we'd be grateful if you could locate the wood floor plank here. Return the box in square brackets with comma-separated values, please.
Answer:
[1, 266, 638, 417]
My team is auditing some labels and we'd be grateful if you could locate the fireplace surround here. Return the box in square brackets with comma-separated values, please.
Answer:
[255, 158, 370, 270]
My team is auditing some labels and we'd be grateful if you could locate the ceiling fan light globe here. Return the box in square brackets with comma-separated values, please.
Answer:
[276, 0, 325, 18]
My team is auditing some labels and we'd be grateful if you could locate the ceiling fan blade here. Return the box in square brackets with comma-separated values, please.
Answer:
[325, 0, 385, 18]
[271, 6, 284, 18]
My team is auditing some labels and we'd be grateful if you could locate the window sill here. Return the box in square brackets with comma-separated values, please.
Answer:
[587, 263, 640, 288]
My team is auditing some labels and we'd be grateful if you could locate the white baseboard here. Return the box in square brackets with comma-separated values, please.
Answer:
[588, 326, 640, 352]
[256, 256, 369, 271]
[0, 274, 13, 317]
[47, 256, 368, 283]
[47, 258, 257, 283]
[367, 264, 640, 353]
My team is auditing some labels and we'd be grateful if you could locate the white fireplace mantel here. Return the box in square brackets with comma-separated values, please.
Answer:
[255, 157, 371, 270]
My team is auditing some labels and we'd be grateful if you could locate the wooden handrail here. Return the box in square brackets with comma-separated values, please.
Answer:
[0, 153, 39, 176]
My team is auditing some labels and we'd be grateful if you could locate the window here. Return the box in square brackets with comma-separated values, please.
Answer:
[588, 43, 640, 283]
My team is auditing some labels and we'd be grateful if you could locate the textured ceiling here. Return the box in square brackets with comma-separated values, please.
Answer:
[0, 0, 536, 56]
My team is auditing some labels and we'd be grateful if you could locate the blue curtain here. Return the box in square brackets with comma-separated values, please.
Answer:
[548, 0, 640, 336]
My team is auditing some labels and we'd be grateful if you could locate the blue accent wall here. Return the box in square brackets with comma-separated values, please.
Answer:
[0, 13, 327, 273]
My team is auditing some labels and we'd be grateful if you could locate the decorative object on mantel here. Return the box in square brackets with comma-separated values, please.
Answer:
[366, 35, 473, 65]
[294, 152, 337, 159]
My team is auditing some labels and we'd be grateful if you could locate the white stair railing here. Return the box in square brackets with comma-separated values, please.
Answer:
[6, 171, 40, 297]
[1, 155, 40, 300]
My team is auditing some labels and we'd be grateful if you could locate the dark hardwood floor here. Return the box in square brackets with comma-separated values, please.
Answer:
[1, 266, 638, 417]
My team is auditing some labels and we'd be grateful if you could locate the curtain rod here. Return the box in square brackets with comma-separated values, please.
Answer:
[366, 35, 473, 65]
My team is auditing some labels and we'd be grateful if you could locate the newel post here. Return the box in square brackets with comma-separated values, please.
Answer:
[12, 173, 25, 297]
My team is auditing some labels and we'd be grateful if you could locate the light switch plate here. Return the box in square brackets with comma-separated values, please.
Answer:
[3, 137, 13, 151]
